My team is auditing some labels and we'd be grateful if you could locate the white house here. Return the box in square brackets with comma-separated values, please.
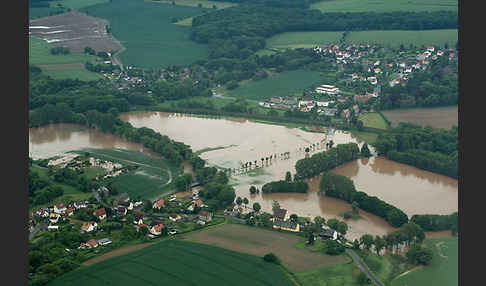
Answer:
[367, 77, 378, 85]
[48, 225, 59, 231]
[316, 100, 330, 107]
[150, 224, 165, 236]
[298, 100, 314, 108]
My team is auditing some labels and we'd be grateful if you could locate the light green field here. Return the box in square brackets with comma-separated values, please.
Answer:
[391, 237, 458, 286]
[147, 0, 236, 9]
[75, 148, 180, 200]
[345, 29, 458, 48]
[50, 0, 109, 9]
[174, 17, 194, 26]
[43, 67, 104, 81]
[29, 37, 99, 66]
[48, 240, 296, 286]
[226, 70, 323, 101]
[264, 30, 457, 50]
[295, 261, 360, 286]
[349, 131, 379, 146]
[80, 0, 209, 68]
[311, 0, 458, 13]
[358, 112, 389, 130]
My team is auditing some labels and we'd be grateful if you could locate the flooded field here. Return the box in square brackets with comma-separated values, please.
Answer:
[29, 123, 146, 159]
[30, 113, 458, 240]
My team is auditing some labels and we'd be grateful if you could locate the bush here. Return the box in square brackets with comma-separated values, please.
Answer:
[324, 240, 345, 255]
[263, 253, 280, 264]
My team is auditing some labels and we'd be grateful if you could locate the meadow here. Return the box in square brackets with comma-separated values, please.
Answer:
[80, 0, 209, 68]
[29, 36, 103, 80]
[264, 29, 457, 50]
[311, 0, 458, 13]
[295, 261, 360, 286]
[226, 70, 323, 101]
[75, 148, 180, 200]
[391, 237, 458, 286]
[48, 240, 296, 286]
[147, 0, 236, 9]
[358, 112, 389, 130]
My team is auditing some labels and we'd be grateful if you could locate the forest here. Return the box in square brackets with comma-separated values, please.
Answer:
[374, 123, 458, 178]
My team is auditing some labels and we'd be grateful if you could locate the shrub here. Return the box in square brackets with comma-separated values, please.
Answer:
[263, 253, 280, 264]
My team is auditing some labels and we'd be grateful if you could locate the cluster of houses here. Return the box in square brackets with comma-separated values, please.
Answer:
[44, 154, 125, 180]
[313, 43, 375, 65]
[78, 238, 112, 250]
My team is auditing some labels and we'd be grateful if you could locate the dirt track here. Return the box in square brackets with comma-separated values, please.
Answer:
[82, 242, 152, 266]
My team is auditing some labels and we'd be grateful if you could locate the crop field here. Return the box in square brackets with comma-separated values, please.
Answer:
[295, 261, 360, 286]
[311, 0, 458, 13]
[75, 148, 180, 200]
[358, 112, 389, 130]
[48, 240, 296, 286]
[226, 70, 323, 101]
[80, 0, 209, 68]
[345, 29, 458, 48]
[391, 237, 458, 286]
[380, 106, 458, 130]
[182, 223, 350, 272]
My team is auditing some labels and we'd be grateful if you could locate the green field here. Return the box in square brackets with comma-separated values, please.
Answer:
[358, 112, 389, 130]
[51, 0, 109, 9]
[75, 148, 180, 200]
[147, 0, 236, 9]
[311, 0, 458, 13]
[80, 0, 209, 68]
[391, 237, 458, 286]
[295, 261, 360, 286]
[48, 240, 296, 286]
[355, 250, 414, 285]
[264, 29, 457, 50]
[29, 7, 66, 19]
[226, 70, 323, 101]
[29, 36, 103, 80]
[349, 131, 379, 146]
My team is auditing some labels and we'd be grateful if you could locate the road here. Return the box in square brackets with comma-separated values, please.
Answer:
[346, 249, 385, 286]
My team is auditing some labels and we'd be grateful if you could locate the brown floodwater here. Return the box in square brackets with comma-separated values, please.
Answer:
[30, 113, 458, 240]
[29, 123, 147, 159]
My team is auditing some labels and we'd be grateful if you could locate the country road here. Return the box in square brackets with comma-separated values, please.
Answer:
[346, 249, 385, 286]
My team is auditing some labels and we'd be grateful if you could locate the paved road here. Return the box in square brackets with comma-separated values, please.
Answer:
[346, 249, 385, 286]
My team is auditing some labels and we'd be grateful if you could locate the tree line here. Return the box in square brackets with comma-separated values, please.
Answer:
[261, 180, 308, 194]
[410, 212, 458, 234]
[319, 172, 408, 227]
[374, 122, 458, 178]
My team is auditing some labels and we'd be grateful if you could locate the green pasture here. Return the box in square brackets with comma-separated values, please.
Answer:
[50, 0, 109, 9]
[391, 237, 458, 286]
[48, 240, 296, 286]
[266, 31, 344, 49]
[226, 70, 322, 101]
[358, 112, 389, 130]
[80, 0, 209, 68]
[295, 261, 359, 286]
[147, 0, 236, 9]
[29, 7, 66, 19]
[29, 37, 99, 66]
[311, 0, 458, 13]
[43, 67, 104, 81]
[74, 148, 180, 200]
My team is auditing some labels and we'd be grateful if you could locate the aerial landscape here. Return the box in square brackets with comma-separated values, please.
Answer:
[28, 0, 458, 285]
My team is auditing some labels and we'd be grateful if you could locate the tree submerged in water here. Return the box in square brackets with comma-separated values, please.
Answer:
[360, 143, 371, 157]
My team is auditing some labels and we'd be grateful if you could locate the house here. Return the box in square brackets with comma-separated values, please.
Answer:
[150, 223, 165, 236]
[373, 68, 382, 74]
[341, 109, 351, 119]
[152, 199, 164, 210]
[78, 242, 89, 250]
[354, 93, 372, 103]
[93, 208, 107, 221]
[64, 208, 74, 217]
[315, 84, 340, 95]
[437, 50, 444, 56]
[367, 77, 377, 85]
[273, 208, 289, 221]
[87, 239, 98, 248]
[318, 229, 338, 240]
[273, 220, 300, 232]
[270, 96, 283, 104]
[119, 199, 133, 211]
[449, 53, 456, 59]
[54, 203, 67, 214]
[374, 60, 380, 66]
[81, 221, 98, 233]
[47, 225, 59, 231]
[351, 73, 358, 80]
[427, 46, 435, 52]
[74, 201, 87, 209]
[316, 100, 330, 107]
[195, 199, 204, 208]
[97, 238, 112, 246]
[117, 206, 127, 216]
[319, 108, 338, 117]
[49, 213, 60, 224]
[298, 100, 314, 108]
[199, 210, 212, 222]
[169, 213, 182, 222]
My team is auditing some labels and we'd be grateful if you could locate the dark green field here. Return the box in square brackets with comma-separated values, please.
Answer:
[311, 0, 457, 13]
[48, 240, 296, 286]
[80, 0, 209, 68]
[226, 70, 323, 101]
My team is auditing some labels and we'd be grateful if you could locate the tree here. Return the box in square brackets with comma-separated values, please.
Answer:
[329, 140, 334, 148]
[357, 271, 371, 285]
[360, 143, 371, 157]
[285, 171, 292, 182]
[314, 216, 325, 227]
[272, 200, 280, 214]
[406, 244, 433, 265]
[374, 235, 386, 255]
[336, 221, 348, 236]
[360, 234, 374, 251]
[327, 218, 340, 231]
[263, 253, 280, 264]
[253, 202, 261, 212]
[290, 214, 298, 222]
[351, 201, 359, 215]
[236, 196, 242, 207]
[249, 185, 257, 194]
[307, 232, 315, 245]
[325, 240, 345, 255]
[353, 239, 360, 250]
[243, 197, 249, 208]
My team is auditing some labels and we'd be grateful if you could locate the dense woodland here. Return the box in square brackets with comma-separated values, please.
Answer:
[261, 180, 308, 194]
[294, 143, 360, 180]
[374, 123, 458, 178]
[319, 172, 409, 227]
[410, 212, 458, 234]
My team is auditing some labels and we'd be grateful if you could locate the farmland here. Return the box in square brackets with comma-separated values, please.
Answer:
[295, 261, 360, 286]
[147, 0, 236, 9]
[225, 70, 323, 101]
[358, 112, 389, 130]
[74, 148, 180, 200]
[182, 223, 350, 272]
[48, 240, 296, 286]
[263, 29, 457, 51]
[80, 0, 209, 68]
[311, 0, 458, 13]
[391, 237, 458, 286]
[380, 106, 458, 129]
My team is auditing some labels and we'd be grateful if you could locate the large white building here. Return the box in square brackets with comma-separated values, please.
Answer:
[315, 84, 340, 95]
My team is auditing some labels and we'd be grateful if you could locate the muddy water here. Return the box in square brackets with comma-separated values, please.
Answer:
[29, 123, 146, 159]
[331, 156, 458, 216]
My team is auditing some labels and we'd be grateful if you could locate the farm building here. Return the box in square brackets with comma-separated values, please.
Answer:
[199, 210, 212, 222]
[315, 84, 340, 95]
[93, 208, 107, 221]
[318, 229, 338, 240]
[273, 208, 289, 221]
[272, 220, 300, 232]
